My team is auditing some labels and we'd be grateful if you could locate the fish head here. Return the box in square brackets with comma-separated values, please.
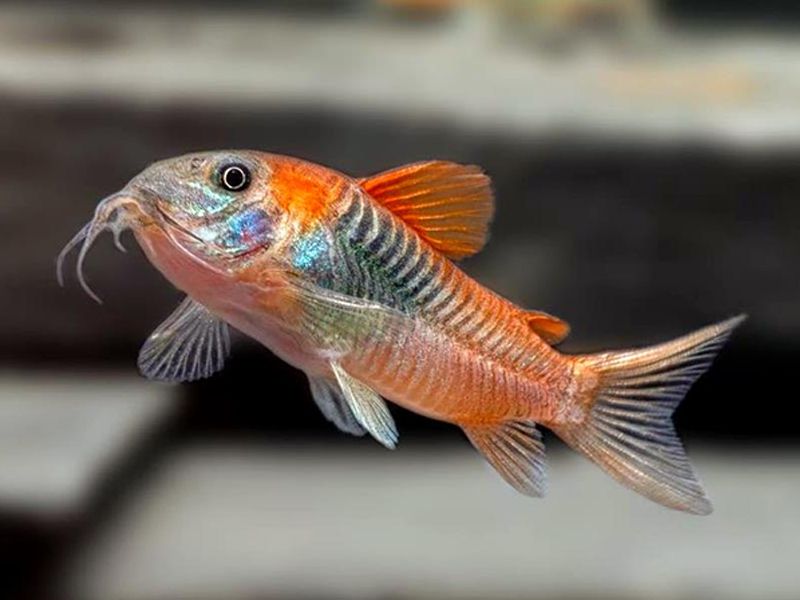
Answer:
[131, 150, 283, 260]
[58, 150, 293, 303]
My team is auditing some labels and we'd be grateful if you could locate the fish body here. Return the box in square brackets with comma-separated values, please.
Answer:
[59, 151, 744, 514]
[288, 184, 574, 427]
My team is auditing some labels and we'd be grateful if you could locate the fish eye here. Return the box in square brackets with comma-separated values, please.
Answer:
[218, 164, 250, 192]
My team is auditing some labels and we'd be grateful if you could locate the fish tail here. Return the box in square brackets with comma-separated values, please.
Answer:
[553, 315, 746, 515]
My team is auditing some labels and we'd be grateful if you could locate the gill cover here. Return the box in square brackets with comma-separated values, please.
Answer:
[138, 152, 279, 258]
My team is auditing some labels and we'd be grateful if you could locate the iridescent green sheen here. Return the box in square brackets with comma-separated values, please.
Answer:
[291, 227, 330, 272]
[183, 181, 237, 217]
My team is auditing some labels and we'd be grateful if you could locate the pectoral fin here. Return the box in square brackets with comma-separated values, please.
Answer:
[463, 420, 547, 497]
[138, 297, 231, 382]
[330, 362, 398, 449]
[280, 274, 415, 355]
[307, 375, 366, 437]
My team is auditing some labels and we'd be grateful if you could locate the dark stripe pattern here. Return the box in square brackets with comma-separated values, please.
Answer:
[329, 190, 445, 314]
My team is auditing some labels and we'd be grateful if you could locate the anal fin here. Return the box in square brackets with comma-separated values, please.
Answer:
[463, 420, 547, 497]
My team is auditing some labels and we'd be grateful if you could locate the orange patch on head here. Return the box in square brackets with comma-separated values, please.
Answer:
[267, 157, 347, 228]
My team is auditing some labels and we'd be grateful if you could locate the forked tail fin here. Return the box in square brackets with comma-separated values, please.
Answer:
[554, 315, 746, 515]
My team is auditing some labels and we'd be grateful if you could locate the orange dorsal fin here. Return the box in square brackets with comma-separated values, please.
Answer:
[523, 310, 570, 345]
[358, 161, 494, 260]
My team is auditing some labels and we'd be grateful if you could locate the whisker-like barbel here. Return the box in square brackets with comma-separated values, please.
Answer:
[56, 192, 141, 304]
[56, 222, 90, 288]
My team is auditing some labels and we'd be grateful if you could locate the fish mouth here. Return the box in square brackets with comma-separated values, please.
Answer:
[57, 191, 146, 303]
[153, 203, 205, 247]
[55, 187, 195, 304]
[57, 189, 224, 304]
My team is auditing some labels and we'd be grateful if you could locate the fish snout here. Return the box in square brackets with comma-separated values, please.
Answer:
[56, 189, 154, 303]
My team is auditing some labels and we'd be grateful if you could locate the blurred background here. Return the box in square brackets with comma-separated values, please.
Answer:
[0, 1, 798, 598]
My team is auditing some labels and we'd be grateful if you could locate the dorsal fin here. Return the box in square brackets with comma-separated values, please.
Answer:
[358, 161, 494, 260]
[522, 310, 570, 345]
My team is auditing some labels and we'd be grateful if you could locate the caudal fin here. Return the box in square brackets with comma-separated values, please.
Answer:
[554, 315, 745, 515]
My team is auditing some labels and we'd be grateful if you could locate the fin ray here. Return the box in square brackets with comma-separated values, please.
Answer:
[359, 161, 494, 260]
[280, 274, 415, 356]
[307, 375, 367, 437]
[331, 362, 398, 449]
[463, 420, 546, 497]
[523, 310, 570, 345]
[554, 315, 746, 514]
[138, 297, 230, 382]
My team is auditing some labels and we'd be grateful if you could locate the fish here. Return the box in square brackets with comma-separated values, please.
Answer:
[57, 151, 744, 514]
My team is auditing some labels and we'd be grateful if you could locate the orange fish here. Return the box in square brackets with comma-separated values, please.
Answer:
[58, 152, 744, 514]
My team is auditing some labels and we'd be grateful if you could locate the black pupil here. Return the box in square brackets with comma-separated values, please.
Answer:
[221, 165, 248, 191]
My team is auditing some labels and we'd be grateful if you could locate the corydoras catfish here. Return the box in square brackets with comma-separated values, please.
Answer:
[58, 151, 744, 514]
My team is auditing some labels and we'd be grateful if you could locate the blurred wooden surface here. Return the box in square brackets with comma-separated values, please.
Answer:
[0, 375, 173, 517]
[63, 442, 800, 600]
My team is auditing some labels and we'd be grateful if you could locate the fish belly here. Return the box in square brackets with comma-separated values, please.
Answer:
[137, 226, 330, 376]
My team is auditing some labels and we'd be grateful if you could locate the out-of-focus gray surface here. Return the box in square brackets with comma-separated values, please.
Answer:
[0, 4, 799, 143]
[0, 374, 174, 517]
[0, 4, 800, 146]
[64, 443, 800, 600]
